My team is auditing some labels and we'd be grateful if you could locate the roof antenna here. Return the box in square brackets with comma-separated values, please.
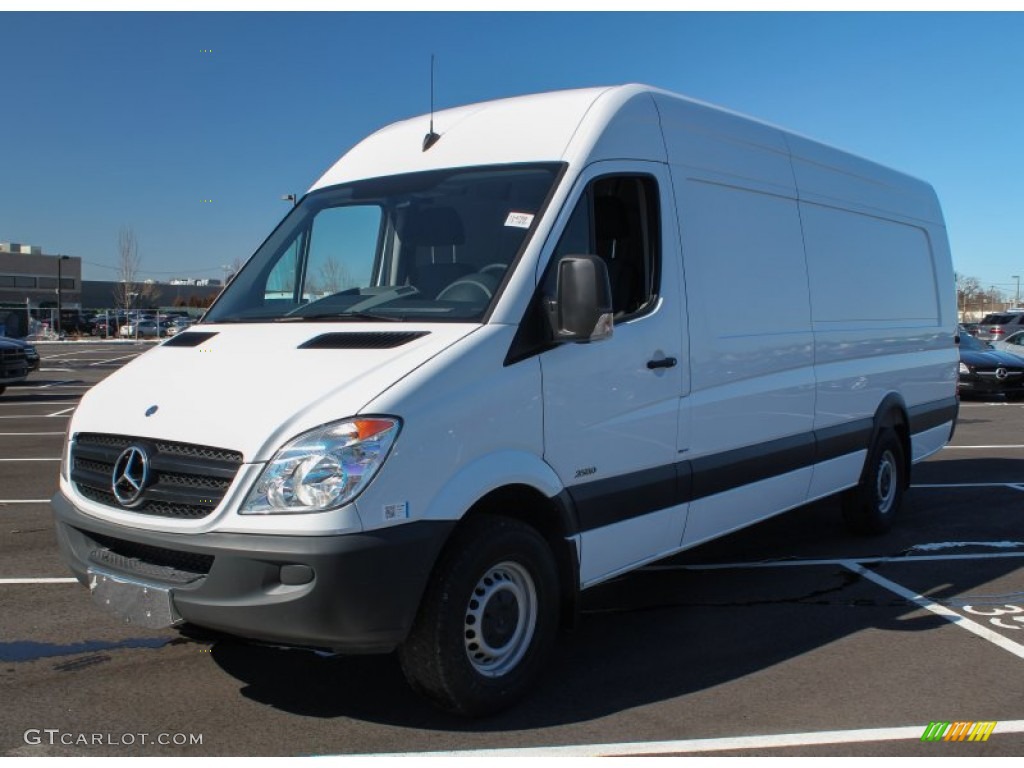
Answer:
[422, 54, 441, 152]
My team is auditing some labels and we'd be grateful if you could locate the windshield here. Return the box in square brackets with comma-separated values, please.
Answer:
[205, 164, 561, 324]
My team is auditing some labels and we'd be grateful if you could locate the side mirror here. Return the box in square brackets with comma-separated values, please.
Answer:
[544, 254, 613, 343]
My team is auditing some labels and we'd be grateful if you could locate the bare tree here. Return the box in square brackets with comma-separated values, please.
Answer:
[140, 282, 162, 308]
[223, 257, 246, 286]
[317, 255, 354, 295]
[113, 226, 141, 313]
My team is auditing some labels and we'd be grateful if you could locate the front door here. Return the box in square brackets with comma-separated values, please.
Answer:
[539, 162, 688, 586]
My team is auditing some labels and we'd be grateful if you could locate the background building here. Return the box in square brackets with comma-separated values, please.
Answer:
[0, 243, 81, 308]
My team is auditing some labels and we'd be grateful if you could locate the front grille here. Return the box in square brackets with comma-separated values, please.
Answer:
[71, 433, 243, 519]
[975, 369, 1024, 376]
[0, 347, 27, 377]
[85, 530, 213, 583]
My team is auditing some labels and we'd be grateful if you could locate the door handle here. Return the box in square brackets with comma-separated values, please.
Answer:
[646, 357, 677, 370]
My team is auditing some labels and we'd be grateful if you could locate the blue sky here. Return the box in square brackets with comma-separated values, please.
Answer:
[2, 11, 1023, 294]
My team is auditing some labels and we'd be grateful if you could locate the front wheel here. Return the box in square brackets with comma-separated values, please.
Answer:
[398, 514, 559, 717]
[842, 428, 906, 535]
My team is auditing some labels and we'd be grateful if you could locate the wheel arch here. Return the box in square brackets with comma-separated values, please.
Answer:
[414, 451, 579, 628]
[868, 392, 912, 487]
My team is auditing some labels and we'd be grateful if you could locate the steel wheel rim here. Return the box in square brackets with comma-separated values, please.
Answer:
[463, 561, 537, 678]
[876, 449, 898, 514]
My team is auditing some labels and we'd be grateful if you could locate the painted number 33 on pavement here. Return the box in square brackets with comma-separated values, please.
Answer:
[963, 603, 1024, 630]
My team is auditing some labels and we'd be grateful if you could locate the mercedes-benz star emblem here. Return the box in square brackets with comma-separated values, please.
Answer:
[996, 368, 1008, 380]
[111, 446, 150, 506]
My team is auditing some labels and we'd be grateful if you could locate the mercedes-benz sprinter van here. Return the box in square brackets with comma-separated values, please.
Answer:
[53, 85, 958, 715]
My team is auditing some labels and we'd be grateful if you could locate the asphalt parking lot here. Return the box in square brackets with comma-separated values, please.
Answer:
[2, 342, 1023, 756]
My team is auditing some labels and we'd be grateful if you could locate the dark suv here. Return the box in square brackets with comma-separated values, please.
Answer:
[975, 312, 1024, 342]
[0, 338, 29, 395]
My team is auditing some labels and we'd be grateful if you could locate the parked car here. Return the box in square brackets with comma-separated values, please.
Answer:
[52, 84, 957, 717]
[990, 329, 1024, 358]
[119, 320, 171, 338]
[974, 311, 1024, 342]
[0, 337, 30, 395]
[58, 310, 95, 335]
[164, 318, 193, 336]
[1, 337, 40, 372]
[958, 331, 1024, 398]
[92, 317, 126, 337]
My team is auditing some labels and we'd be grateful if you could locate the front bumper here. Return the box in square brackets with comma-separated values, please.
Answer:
[52, 491, 454, 653]
[958, 375, 1024, 397]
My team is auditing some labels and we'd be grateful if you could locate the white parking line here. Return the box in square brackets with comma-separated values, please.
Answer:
[364, 720, 1024, 757]
[912, 482, 1024, 489]
[0, 401, 76, 407]
[943, 445, 1024, 450]
[0, 432, 66, 436]
[0, 414, 70, 420]
[88, 353, 142, 366]
[0, 578, 77, 584]
[960, 401, 1023, 407]
[44, 349, 112, 359]
[843, 561, 1024, 661]
[646, 550, 1024, 571]
[39, 367, 73, 372]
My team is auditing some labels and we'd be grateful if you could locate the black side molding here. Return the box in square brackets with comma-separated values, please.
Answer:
[567, 397, 957, 534]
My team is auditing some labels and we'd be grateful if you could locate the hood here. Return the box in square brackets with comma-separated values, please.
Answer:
[960, 347, 1024, 368]
[70, 323, 479, 462]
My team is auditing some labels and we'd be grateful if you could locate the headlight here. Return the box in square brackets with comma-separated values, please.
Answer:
[241, 417, 401, 514]
[959, 362, 970, 375]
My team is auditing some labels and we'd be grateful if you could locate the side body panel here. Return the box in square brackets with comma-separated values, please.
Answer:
[787, 133, 958, 473]
[654, 94, 818, 549]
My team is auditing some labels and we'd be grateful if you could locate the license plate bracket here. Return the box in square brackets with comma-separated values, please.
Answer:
[87, 568, 182, 629]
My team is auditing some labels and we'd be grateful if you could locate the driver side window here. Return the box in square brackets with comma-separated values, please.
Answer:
[552, 175, 660, 318]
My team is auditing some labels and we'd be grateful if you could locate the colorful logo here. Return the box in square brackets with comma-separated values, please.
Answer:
[921, 721, 997, 742]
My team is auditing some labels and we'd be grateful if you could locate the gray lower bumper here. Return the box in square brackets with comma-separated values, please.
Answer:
[52, 491, 454, 654]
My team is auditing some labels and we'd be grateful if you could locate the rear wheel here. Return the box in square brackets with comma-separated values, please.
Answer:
[842, 428, 906, 535]
[398, 514, 559, 717]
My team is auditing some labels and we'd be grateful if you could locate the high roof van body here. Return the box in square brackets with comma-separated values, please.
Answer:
[52, 85, 958, 715]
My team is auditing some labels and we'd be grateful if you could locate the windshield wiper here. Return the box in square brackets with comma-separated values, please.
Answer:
[275, 311, 406, 323]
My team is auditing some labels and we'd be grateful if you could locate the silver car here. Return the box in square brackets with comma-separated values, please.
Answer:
[990, 329, 1024, 358]
[975, 311, 1024, 342]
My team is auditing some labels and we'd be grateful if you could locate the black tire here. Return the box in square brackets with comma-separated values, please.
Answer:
[398, 514, 559, 717]
[842, 428, 906, 535]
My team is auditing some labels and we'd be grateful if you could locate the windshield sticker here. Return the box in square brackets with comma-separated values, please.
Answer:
[504, 212, 535, 229]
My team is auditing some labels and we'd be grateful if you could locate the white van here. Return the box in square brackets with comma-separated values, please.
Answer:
[53, 84, 957, 715]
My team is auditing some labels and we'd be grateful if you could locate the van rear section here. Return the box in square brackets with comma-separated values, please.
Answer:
[52, 84, 957, 716]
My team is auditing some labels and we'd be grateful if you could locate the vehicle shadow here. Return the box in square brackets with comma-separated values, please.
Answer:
[207, 485, 1024, 732]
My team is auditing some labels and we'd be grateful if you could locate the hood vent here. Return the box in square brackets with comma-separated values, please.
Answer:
[162, 332, 217, 347]
[298, 331, 430, 350]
